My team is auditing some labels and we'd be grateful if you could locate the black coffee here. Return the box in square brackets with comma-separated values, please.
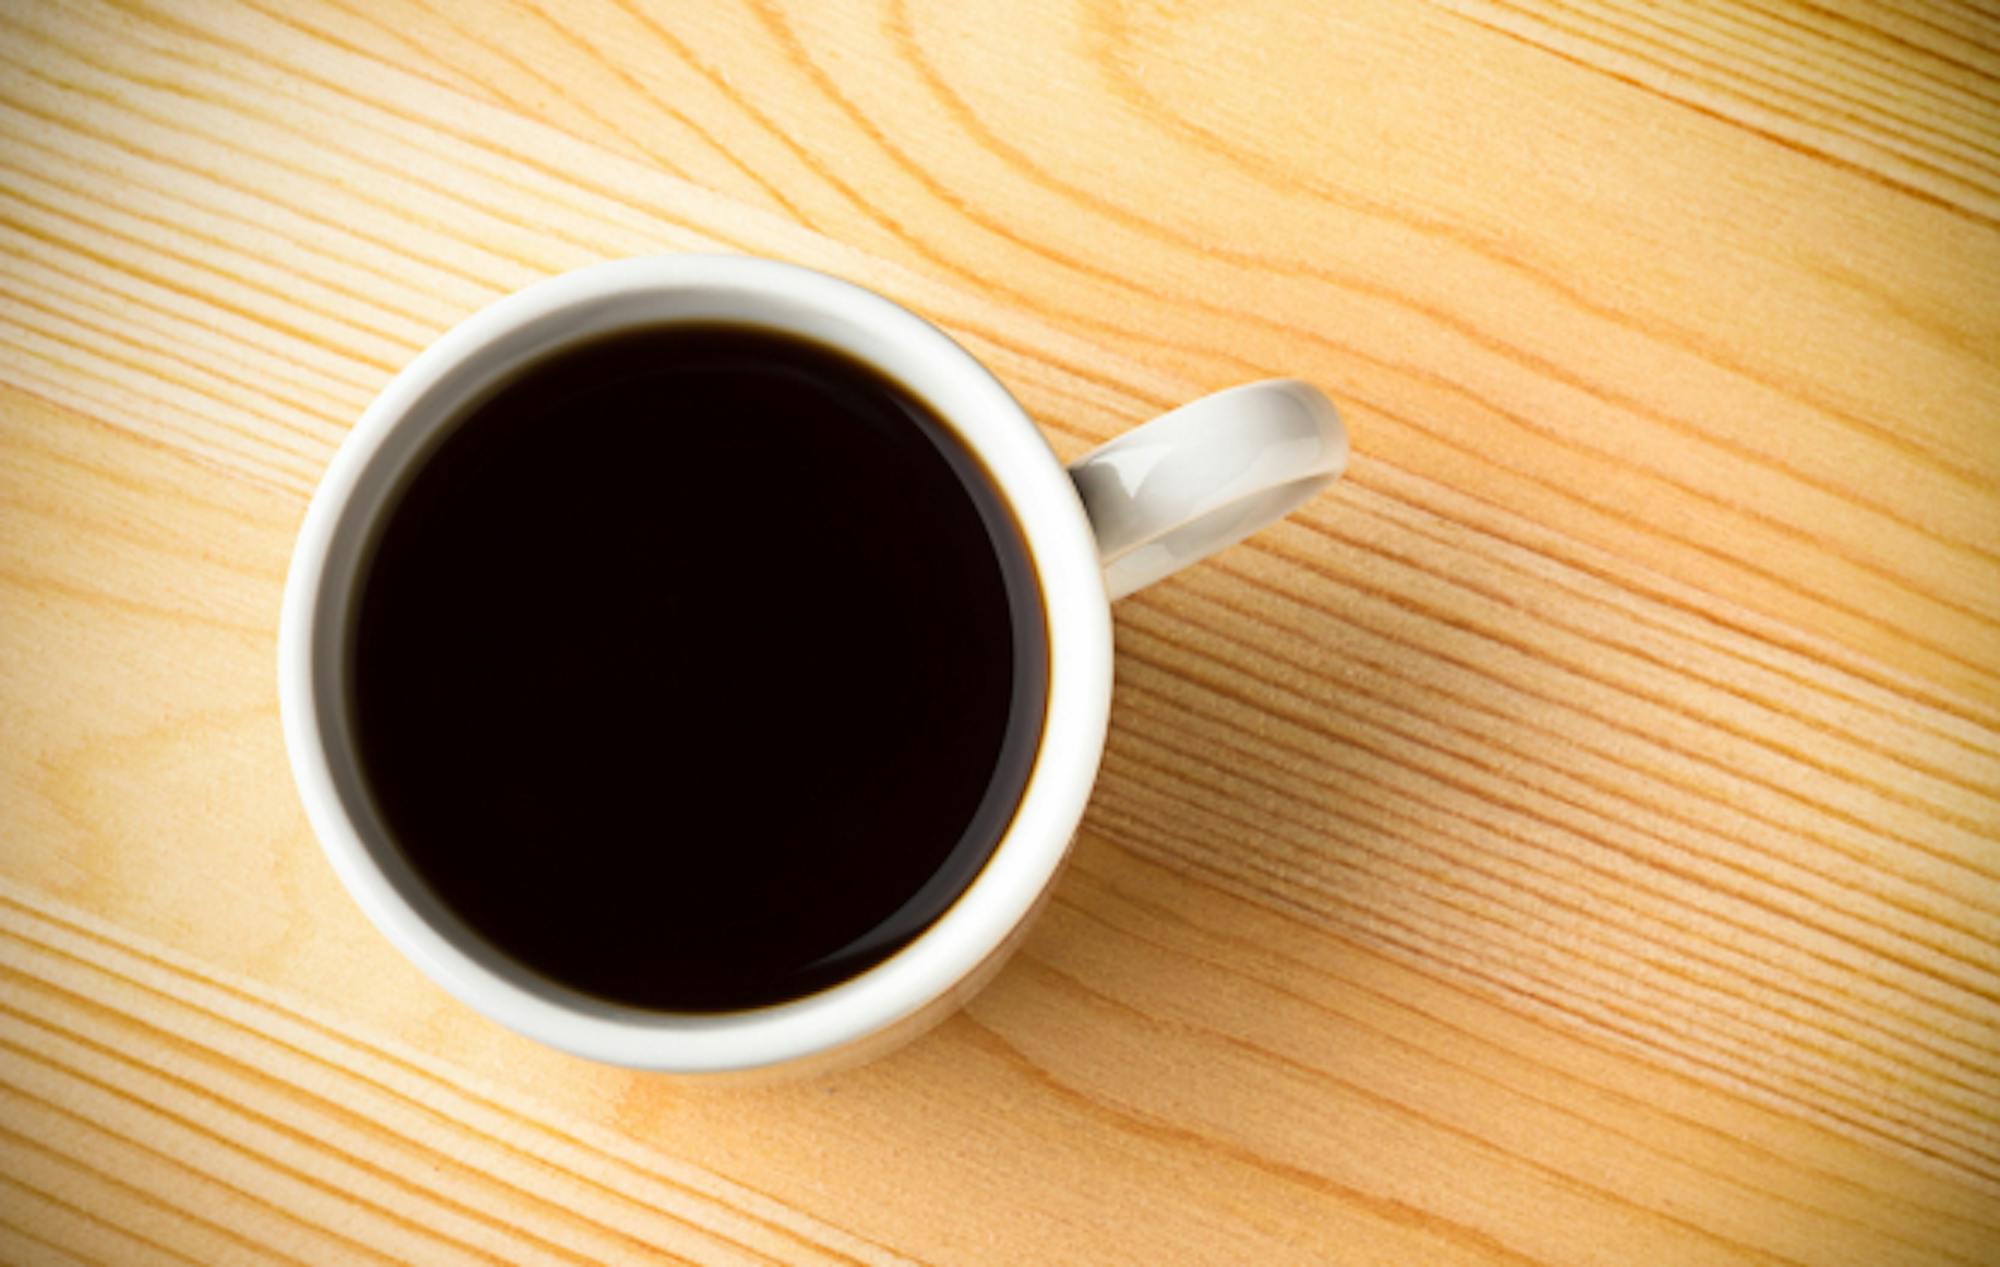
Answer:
[349, 324, 1047, 1012]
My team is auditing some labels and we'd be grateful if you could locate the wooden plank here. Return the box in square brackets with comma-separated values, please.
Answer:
[2, 0, 1997, 1262]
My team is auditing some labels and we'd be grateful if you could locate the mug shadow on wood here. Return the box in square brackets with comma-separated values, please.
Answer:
[891, 510, 1527, 1119]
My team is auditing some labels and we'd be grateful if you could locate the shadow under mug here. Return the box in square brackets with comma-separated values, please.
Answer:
[278, 254, 1347, 1075]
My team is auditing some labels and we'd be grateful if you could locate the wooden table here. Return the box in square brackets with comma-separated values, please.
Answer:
[4, 1, 1997, 1262]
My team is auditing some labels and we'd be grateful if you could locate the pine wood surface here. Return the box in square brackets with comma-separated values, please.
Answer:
[3, 0, 1999, 1262]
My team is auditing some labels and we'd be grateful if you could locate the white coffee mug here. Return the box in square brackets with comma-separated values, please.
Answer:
[279, 255, 1346, 1075]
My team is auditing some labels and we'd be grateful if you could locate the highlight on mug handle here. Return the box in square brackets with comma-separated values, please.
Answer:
[1066, 380, 1349, 599]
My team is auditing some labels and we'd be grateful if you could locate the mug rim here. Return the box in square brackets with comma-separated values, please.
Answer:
[277, 254, 1113, 1072]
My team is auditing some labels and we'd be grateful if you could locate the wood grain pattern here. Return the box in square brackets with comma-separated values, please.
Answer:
[1, 0, 1997, 1262]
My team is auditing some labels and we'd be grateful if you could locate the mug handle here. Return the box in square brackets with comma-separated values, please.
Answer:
[1067, 380, 1349, 599]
